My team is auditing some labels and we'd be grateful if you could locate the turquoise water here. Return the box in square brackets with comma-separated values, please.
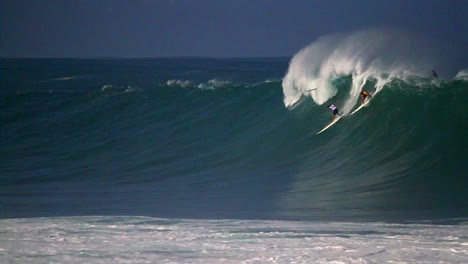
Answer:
[0, 58, 467, 222]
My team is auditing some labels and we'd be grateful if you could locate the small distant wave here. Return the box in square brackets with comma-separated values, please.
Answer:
[197, 79, 231, 90]
[265, 78, 281, 83]
[166, 79, 193, 88]
[166, 78, 280, 90]
[101, 84, 142, 94]
[101, 84, 114, 92]
[248, 79, 282, 87]
[166, 79, 231, 90]
[52, 76, 78, 81]
[45, 75, 91, 82]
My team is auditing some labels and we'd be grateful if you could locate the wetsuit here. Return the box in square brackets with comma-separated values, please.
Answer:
[328, 104, 339, 116]
[361, 91, 371, 103]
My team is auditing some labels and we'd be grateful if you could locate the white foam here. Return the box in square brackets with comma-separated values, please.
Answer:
[101, 84, 114, 91]
[52, 76, 77, 81]
[0, 216, 466, 264]
[101, 84, 142, 94]
[197, 79, 230, 90]
[454, 69, 468, 80]
[166, 79, 192, 87]
[166, 79, 231, 90]
[282, 28, 437, 113]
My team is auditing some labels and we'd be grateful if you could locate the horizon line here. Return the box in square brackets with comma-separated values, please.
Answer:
[0, 55, 292, 60]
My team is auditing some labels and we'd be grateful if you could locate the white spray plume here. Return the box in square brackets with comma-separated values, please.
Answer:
[282, 28, 437, 113]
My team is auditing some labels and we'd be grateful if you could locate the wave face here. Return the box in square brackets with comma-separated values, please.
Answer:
[0, 55, 467, 222]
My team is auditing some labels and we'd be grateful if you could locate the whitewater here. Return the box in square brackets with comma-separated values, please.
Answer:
[1, 216, 467, 263]
[282, 28, 452, 113]
[1, 29, 467, 263]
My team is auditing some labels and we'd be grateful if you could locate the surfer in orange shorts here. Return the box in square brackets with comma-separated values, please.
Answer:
[360, 91, 372, 104]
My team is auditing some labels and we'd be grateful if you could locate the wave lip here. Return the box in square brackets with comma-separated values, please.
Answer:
[282, 28, 438, 113]
[454, 69, 468, 80]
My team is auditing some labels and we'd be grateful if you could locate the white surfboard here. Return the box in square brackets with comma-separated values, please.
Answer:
[349, 99, 371, 116]
[316, 115, 342, 134]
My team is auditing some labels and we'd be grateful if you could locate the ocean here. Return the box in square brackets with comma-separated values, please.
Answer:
[1, 31, 467, 263]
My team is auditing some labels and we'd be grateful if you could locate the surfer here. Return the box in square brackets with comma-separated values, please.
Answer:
[328, 103, 341, 120]
[360, 91, 372, 104]
[431, 69, 438, 78]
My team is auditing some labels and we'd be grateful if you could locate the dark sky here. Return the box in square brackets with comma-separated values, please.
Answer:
[1, 0, 467, 58]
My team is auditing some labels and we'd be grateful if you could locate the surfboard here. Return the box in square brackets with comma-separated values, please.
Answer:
[316, 115, 342, 134]
[349, 98, 371, 116]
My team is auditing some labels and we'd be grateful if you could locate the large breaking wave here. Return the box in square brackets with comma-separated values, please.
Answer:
[282, 28, 447, 113]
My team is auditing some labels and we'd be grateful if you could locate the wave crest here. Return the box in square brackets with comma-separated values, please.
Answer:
[454, 69, 468, 80]
[282, 28, 438, 113]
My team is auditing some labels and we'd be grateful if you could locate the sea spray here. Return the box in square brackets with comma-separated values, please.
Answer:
[455, 69, 468, 80]
[282, 28, 438, 113]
